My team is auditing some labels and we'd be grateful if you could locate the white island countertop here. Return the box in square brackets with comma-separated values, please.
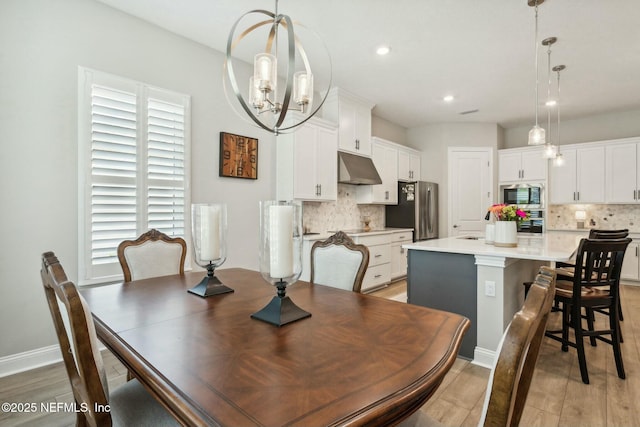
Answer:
[403, 231, 582, 262]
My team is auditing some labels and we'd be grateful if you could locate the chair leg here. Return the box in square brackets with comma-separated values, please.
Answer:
[573, 305, 590, 384]
[585, 307, 597, 347]
[611, 309, 626, 380]
[619, 299, 624, 321]
[561, 302, 570, 352]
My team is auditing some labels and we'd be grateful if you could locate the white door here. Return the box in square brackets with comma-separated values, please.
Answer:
[449, 148, 493, 236]
[605, 142, 638, 203]
[576, 146, 605, 203]
[549, 148, 577, 204]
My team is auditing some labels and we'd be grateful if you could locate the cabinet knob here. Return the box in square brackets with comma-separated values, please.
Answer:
[453, 224, 459, 228]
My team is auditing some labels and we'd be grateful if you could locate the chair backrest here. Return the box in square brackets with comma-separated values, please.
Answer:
[480, 266, 557, 427]
[117, 229, 187, 282]
[310, 231, 369, 292]
[41, 252, 111, 427]
[588, 229, 629, 239]
[572, 237, 631, 298]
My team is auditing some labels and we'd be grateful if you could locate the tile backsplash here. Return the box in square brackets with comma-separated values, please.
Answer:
[547, 204, 640, 233]
[302, 184, 385, 232]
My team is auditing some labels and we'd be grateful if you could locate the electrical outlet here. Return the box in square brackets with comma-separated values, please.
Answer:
[485, 281, 496, 297]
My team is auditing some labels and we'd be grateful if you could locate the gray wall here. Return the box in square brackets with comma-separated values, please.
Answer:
[0, 0, 276, 358]
[372, 114, 408, 145]
[503, 108, 640, 148]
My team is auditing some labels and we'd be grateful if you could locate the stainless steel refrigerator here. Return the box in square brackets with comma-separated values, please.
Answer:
[385, 181, 438, 241]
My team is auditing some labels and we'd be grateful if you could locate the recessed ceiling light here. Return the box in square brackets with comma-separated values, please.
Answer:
[443, 95, 455, 102]
[376, 45, 391, 56]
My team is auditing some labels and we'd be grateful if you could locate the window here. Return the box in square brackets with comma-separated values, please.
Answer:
[78, 68, 190, 285]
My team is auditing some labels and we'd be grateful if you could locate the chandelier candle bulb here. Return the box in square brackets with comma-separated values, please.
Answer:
[269, 205, 294, 278]
[200, 205, 220, 261]
[254, 53, 276, 92]
[293, 71, 313, 106]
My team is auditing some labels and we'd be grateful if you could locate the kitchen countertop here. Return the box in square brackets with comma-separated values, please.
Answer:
[403, 230, 581, 262]
[546, 228, 640, 239]
[302, 228, 413, 241]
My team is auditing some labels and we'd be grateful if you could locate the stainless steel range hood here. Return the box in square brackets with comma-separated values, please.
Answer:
[338, 152, 382, 185]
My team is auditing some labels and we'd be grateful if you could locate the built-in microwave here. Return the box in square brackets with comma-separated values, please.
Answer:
[502, 185, 543, 208]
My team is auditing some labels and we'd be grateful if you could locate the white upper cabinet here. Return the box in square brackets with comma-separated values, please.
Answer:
[323, 88, 374, 156]
[356, 138, 398, 204]
[549, 144, 605, 204]
[605, 139, 640, 203]
[276, 115, 338, 201]
[398, 146, 421, 182]
[498, 147, 546, 183]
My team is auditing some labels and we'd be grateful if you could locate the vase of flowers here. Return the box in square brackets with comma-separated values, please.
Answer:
[487, 204, 530, 247]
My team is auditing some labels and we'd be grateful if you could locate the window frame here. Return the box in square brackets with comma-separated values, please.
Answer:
[78, 67, 191, 285]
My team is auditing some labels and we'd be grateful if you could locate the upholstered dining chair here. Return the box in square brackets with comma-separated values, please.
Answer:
[545, 237, 631, 384]
[310, 231, 369, 293]
[117, 229, 187, 282]
[41, 252, 179, 426]
[399, 266, 556, 427]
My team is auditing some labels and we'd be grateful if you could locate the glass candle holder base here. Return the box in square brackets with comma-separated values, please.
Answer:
[251, 281, 310, 326]
[188, 263, 233, 298]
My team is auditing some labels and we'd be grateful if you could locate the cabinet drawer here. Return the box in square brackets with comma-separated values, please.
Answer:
[368, 244, 391, 266]
[354, 234, 390, 246]
[362, 263, 391, 292]
[390, 232, 412, 243]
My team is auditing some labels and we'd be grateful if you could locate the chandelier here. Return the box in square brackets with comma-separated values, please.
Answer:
[527, 0, 546, 146]
[224, 0, 331, 135]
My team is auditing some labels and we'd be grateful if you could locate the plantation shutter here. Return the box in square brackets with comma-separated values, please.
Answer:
[79, 68, 190, 285]
[90, 85, 138, 267]
[146, 96, 185, 236]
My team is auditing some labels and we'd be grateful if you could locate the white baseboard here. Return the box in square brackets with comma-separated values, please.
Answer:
[0, 345, 62, 378]
[472, 346, 495, 369]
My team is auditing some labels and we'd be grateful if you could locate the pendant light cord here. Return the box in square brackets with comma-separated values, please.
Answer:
[556, 69, 561, 153]
[534, 2, 540, 126]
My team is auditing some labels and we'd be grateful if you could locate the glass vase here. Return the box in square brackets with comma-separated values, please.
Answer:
[252, 200, 310, 326]
[188, 203, 234, 297]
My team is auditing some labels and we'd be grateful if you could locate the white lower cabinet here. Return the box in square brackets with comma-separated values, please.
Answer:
[301, 231, 412, 291]
[621, 241, 640, 282]
[352, 234, 391, 292]
[390, 232, 412, 280]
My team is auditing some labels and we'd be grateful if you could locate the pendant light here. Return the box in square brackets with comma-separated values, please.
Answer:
[542, 36, 557, 158]
[527, 0, 546, 145]
[553, 64, 566, 167]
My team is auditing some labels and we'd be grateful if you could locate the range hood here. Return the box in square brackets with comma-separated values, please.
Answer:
[338, 151, 382, 185]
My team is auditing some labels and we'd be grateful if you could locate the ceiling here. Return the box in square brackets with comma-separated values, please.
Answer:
[96, 0, 640, 130]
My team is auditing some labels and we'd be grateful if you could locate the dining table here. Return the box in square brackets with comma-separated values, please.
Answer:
[80, 268, 470, 426]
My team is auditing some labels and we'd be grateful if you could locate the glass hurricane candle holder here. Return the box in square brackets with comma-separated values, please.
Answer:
[251, 200, 310, 326]
[189, 203, 234, 297]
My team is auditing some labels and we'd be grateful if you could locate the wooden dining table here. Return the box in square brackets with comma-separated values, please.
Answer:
[81, 268, 470, 426]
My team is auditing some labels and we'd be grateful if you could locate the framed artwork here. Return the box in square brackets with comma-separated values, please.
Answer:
[219, 132, 258, 179]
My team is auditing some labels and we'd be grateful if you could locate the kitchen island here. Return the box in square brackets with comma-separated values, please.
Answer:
[403, 231, 581, 367]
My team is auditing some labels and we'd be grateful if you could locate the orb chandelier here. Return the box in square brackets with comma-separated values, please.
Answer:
[224, 0, 332, 135]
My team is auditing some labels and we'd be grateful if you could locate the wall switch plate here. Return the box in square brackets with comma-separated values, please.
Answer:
[485, 281, 496, 297]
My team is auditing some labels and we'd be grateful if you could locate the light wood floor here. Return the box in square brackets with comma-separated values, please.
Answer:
[2, 280, 639, 426]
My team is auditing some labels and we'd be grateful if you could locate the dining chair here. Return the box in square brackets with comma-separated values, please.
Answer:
[40, 251, 179, 426]
[399, 266, 556, 427]
[310, 231, 369, 292]
[117, 229, 187, 282]
[555, 229, 629, 279]
[544, 237, 631, 384]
